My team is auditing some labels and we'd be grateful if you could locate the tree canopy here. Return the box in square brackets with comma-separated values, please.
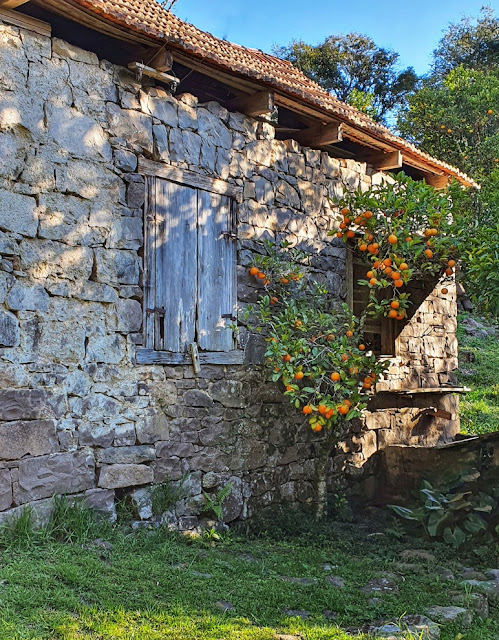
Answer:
[273, 34, 418, 123]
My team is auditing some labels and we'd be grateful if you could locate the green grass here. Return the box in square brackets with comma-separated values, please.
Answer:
[457, 314, 499, 435]
[0, 512, 497, 640]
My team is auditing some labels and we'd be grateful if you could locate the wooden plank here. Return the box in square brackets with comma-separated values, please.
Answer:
[154, 179, 198, 352]
[0, 0, 30, 8]
[360, 150, 402, 171]
[128, 62, 178, 84]
[136, 348, 245, 365]
[139, 158, 243, 203]
[377, 387, 469, 395]
[143, 178, 156, 349]
[197, 191, 236, 352]
[148, 47, 174, 72]
[0, 7, 51, 36]
[294, 122, 343, 148]
[227, 91, 275, 117]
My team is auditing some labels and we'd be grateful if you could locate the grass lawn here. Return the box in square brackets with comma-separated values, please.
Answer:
[456, 315, 499, 436]
[0, 510, 497, 640]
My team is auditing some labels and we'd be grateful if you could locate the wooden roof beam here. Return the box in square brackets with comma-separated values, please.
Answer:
[0, 0, 30, 7]
[294, 121, 343, 148]
[423, 173, 449, 190]
[360, 150, 403, 171]
[227, 91, 275, 118]
[148, 48, 173, 72]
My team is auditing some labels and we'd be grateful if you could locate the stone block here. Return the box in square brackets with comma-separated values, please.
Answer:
[154, 456, 184, 482]
[98, 463, 153, 489]
[82, 488, 116, 522]
[17, 451, 95, 503]
[0, 467, 12, 511]
[153, 124, 169, 162]
[183, 389, 213, 407]
[365, 411, 393, 430]
[136, 412, 170, 444]
[106, 103, 153, 153]
[95, 446, 155, 465]
[140, 92, 178, 127]
[78, 422, 115, 448]
[0, 309, 20, 347]
[0, 189, 37, 237]
[47, 103, 112, 161]
[94, 249, 140, 285]
[52, 37, 99, 65]
[6, 282, 49, 312]
[114, 149, 137, 172]
[209, 380, 244, 408]
[116, 298, 142, 332]
[0, 419, 58, 461]
[197, 108, 232, 149]
[276, 180, 300, 208]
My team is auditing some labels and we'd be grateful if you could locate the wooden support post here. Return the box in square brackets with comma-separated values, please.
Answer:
[424, 173, 449, 190]
[148, 48, 174, 72]
[227, 91, 275, 118]
[360, 150, 403, 171]
[0, 0, 30, 8]
[294, 121, 343, 147]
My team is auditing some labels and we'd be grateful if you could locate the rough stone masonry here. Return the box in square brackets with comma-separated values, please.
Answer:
[0, 21, 459, 527]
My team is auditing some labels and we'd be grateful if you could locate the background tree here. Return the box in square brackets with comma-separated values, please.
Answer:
[274, 34, 418, 124]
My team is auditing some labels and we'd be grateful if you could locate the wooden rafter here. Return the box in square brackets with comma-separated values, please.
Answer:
[0, 6, 50, 35]
[360, 150, 403, 171]
[294, 121, 343, 147]
[423, 173, 449, 190]
[0, 0, 30, 8]
[227, 91, 275, 118]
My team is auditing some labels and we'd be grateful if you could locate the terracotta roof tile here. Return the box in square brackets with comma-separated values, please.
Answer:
[61, 0, 478, 188]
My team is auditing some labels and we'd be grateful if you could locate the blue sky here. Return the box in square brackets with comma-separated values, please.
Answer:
[175, 0, 491, 75]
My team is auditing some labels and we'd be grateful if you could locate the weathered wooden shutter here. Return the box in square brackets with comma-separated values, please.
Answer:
[197, 190, 237, 352]
[145, 177, 198, 352]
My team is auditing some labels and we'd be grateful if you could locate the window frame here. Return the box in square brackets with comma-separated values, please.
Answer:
[136, 159, 243, 366]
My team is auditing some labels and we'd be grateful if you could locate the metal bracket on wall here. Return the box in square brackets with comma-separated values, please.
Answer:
[190, 342, 201, 375]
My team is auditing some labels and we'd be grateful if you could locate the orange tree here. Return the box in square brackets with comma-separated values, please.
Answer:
[332, 172, 462, 320]
[245, 240, 388, 516]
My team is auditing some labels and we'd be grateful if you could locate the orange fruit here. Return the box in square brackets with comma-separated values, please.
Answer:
[405, 236, 412, 243]
[318, 404, 327, 415]
[366, 270, 375, 279]
[313, 424, 323, 432]
[295, 320, 302, 327]
[425, 249, 433, 258]
[341, 208, 350, 216]
[441, 125, 446, 129]
[394, 280, 403, 288]
[373, 261, 380, 269]
[448, 259, 456, 268]
[359, 243, 367, 252]
[295, 371, 304, 380]
[346, 330, 353, 338]
[364, 211, 373, 219]
[281, 277, 290, 284]
[388, 234, 397, 245]
[358, 344, 366, 351]
[389, 309, 398, 319]
[283, 354, 292, 362]
[442, 288, 448, 294]
[336, 231, 343, 238]
[391, 300, 400, 309]
[327, 334, 335, 341]
[488, 109, 493, 115]
[270, 297, 278, 305]
[257, 271, 266, 279]
[249, 267, 259, 276]
[346, 230, 355, 238]
[396, 314, 405, 320]
[339, 222, 347, 230]
[430, 229, 438, 236]
[363, 381, 372, 389]
[424, 229, 432, 237]
[303, 405, 313, 415]
[384, 267, 393, 276]
[369, 278, 377, 286]
[338, 404, 349, 415]
[445, 267, 453, 276]
[331, 372, 340, 381]
[391, 272, 401, 281]
[383, 258, 392, 267]
[447, 129, 452, 134]
[400, 263, 408, 271]
[325, 409, 334, 419]
[341, 354, 349, 362]
[367, 234, 374, 242]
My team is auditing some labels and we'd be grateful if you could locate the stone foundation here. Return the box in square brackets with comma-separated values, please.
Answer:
[0, 20, 459, 525]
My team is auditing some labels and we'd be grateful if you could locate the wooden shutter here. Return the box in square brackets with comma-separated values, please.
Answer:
[197, 190, 237, 352]
[145, 177, 198, 352]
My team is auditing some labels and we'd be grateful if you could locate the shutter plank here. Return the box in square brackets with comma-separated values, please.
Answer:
[197, 191, 235, 352]
[155, 179, 198, 352]
[144, 178, 156, 348]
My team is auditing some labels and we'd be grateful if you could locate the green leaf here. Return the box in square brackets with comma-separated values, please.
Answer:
[427, 509, 448, 537]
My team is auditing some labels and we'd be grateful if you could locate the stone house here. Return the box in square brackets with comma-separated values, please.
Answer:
[0, 0, 477, 525]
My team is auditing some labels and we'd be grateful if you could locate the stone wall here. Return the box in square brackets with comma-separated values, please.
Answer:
[0, 21, 458, 525]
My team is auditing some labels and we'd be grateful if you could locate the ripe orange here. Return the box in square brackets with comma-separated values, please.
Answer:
[285, 385, 293, 392]
[396, 314, 405, 320]
[364, 211, 373, 219]
[339, 222, 347, 230]
[400, 263, 408, 271]
[341, 354, 349, 362]
[338, 404, 349, 415]
[257, 271, 266, 279]
[383, 258, 392, 267]
[295, 371, 304, 380]
[366, 270, 375, 279]
[391, 272, 401, 281]
[281, 277, 290, 284]
[369, 278, 377, 286]
[373, 261, 380, 269]
[344, 399, 352, 408]
[359, 243, 368, 252]
[424, 249, 433, 258]
[391, 300, 400, 309]
[405, 236, 413, 243]
[363, 381, 372, 389]
[346, 330, 353, 338]
[325, 409, 334, 419]
[358, 344, 366, 351]
[346, 230, 355, 238]
[331, 372, 340, 381]
[442, 288, 448, 294]
[388, 234, 398, 245]
[295, 320, 302, 327]
[270, 297, 278, 305]
[394, 280, 403, 288]
[389, 309, 398, 319]
[327, 334, 335, 341]
[341, 208, 350, 216]
[336, 231, 343, 238]
[249, 267, 259, 276]
[367, 234, 374, 242]
[447, 129, 452, 134]
[488, 109, 493, 115]
[318, 404, 327, 415]
[430, 228, 438, 236]
[445, 267, 453, 276]
[448, 259, 456, 268]
[384, 267, 393, 276]
[441, 125, 446, 129]
[424, 229, 432, 237]
[313, 424, 323, 432]
[303, 405, 313, 415]
[283, 354, 292, 362]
